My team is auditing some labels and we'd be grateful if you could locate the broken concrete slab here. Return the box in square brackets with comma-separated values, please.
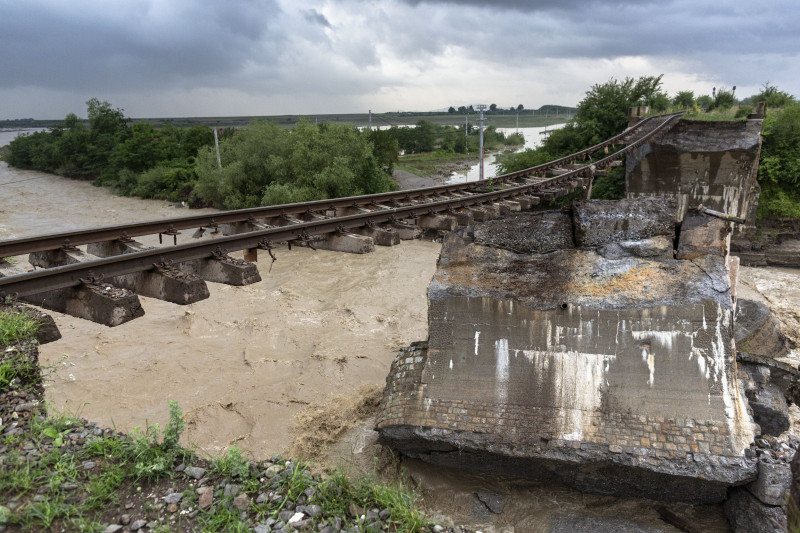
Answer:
[473, 211, 574, 254]
[598, 236, 674, 261]
[724, 487, 786, 533]
[378, 201, 757, 504]
[735, 299, 790, 359]
[676, 210, 730, 260]
[626, 119, 764, 231]
[748, 461, 792, 506]
[572, 197, 677, 248]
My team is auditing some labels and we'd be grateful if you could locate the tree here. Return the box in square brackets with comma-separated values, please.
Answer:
[757, 102, 800, 217]
[573, 75, 667, 144]
[489, 103, 497, 112]
[86, 98, 129, 137]
[448, 106, 456, 114]
[517, 104, 524, 111]
[194, 119, 394, 209]
[673, 91, 696, 110]
[457, 106, 467, 113]
[468, 105, 475, 113]
[709, 87, 736, 110]
[697, 95, 713, 110]
[756, 82, 795, 109]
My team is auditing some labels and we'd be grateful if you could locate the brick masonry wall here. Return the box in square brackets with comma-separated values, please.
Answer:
[378, 342, 740, 471]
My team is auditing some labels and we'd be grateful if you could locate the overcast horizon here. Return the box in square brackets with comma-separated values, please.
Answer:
[1, 0, 798, 120]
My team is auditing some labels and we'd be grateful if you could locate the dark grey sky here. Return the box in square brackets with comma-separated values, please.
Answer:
[0, 0, 796, 118]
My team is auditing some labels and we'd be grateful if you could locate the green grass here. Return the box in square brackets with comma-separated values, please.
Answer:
[396, 151, 478, 176]
[0, 351, 40, 390]
[682, 107, 749, 122]
[0, 308, 41, 346]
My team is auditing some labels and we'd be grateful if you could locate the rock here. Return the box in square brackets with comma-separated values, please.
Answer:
[184, 466, 206, 480]
[740, 363, 790, 436]
[288, 512, 305, 525]
[254, 525, 270, 533]
[305, 504, 322, 517]
[13, 403, 34, 413]
[349, 503, 364, 518]
[433, 526, 445, 532]
[279, 510, 296, 522]
[473, 211, 574, 254]
[223, 483, 241, 498]
[475, 490, 504, 514]
[198, 488, 214, 509]
[572, 197, 676, 247]
[167, 503, 179, 513]
[319, 526, 338, 533]
[724, 487, 786, 532]
[120, 514, 130, 525]
[265, 464, 282, 478]
[232, 493, 250, 511]
[102, 526, 123, 533]
[293, 518, 313, 530]
[735, 299, 790, 358]
[82, 461, 96, 470]
[164, 492, 183, 504]
[256, 492, 268, 504]
[748, 462, 791, 506]
[131, 520, 147, 531]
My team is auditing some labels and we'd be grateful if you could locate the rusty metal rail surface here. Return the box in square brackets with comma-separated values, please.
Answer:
[0, 112, 681, 259]
[0, 112, 682, 297]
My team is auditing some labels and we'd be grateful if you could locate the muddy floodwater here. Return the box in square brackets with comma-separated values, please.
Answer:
[4, 160, 800, 531]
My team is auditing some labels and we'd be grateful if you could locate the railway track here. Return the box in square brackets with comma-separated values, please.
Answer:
[0, 112, 682, 305]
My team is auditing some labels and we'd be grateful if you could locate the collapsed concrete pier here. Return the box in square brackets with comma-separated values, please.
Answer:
[376, 197, 759, 503]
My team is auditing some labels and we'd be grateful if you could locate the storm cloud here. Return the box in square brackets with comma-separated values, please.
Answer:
[0, 0, 797, 118]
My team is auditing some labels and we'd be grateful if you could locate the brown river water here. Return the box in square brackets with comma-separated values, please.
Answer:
[4, 159, 800, 531]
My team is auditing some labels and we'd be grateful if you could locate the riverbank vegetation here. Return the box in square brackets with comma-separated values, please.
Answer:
[497, 76, 800, 218]
[2, 101, 525, 208]
[0, 306, 440, 532]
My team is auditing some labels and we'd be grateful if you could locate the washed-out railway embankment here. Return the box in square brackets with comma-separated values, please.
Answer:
[0, 113, 680, 325]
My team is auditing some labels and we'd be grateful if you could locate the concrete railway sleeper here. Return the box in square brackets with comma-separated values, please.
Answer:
[0, 112, 682, 326]
[0, 112, 681, 259]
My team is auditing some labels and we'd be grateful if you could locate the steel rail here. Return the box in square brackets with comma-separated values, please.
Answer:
[0, 113, 680, 259]
[0, 112, 682, 298]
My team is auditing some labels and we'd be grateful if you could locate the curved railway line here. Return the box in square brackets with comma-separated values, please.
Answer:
[0, 112, 682, 316]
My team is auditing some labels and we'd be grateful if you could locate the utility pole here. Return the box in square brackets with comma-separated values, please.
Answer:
[476, 104, 487, 182]
[368, 109, 372, 130]
[213, 128, 222, 169]
[516, 111, 519, 134]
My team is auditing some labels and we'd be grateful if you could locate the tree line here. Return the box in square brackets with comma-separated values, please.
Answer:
[3, 102, 520, 209]
[4, 79, 797, 217]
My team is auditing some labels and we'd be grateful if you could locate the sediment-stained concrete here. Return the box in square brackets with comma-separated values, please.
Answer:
[626, 119, 763, 228]
[377, 205, 758, 503]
